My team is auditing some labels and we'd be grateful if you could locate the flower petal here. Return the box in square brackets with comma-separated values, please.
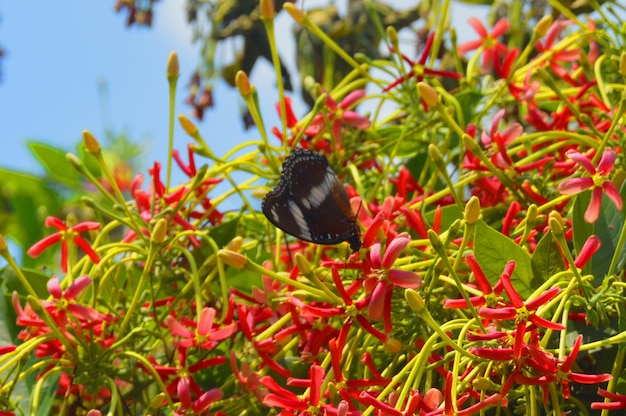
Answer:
[565, 150, 596, 175]
[557, 177, 593, 194]
[382, 236, 410, 268]
[604, 181, 623, 210]
[597, 149, 616, 175]
[584, 186, 603, 223]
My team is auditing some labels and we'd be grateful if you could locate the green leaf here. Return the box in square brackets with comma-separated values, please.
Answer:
[0, 169, 62, 266]
[208, 218, 240, 248]
[474, 220, 534, 298]
[572, 190, 626, 284]
[531, 233, 565, 283]
[0, 266, 50, 299]
[28, 141, 80, 188]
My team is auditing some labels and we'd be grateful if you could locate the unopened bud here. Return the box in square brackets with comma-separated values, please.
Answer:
[82, 130, 101, 154]
[427, 229, 444, 254]
[386, 26, 398, 47]
[218, 249, 247, 269]
[464, 196, 481, 224]
[417, 82, 439, 108]
[620, 52, 626, 77]
[226, 236, 243, 252]
[151, 218, 168, 244]
[235, 71, 252, 97]
[283, 3, 305, 24]
[66, 153, 86, 174]
[405, 288, 425, 312]
[472, 377, 493, 391]
[0, 235, 7, 251]
[260, 0, 275, 20]
[295, 253, 313, 275]
[178, 114, 198, 136]
[166, 51, 179, 80]
[534, 15, 553, 38]
[384, 338, 402, 354]
[548, 216, 564, 238]
[150, 393, 167, 409]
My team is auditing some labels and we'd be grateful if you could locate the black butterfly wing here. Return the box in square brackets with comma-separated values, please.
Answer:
[262, 150, 360, 250]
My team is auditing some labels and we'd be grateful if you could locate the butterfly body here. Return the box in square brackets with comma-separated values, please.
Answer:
[262, 149, 361, 251]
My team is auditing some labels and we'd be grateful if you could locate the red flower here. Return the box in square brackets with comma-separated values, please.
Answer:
[166, 307, 237, 350]
[384, 32, 461, 101]
[592, 388, 626, 410]
[458, 18, 510, 73]
[27, 216, 101, 273]
[557, 148, 622, 223]
[308, 90, 371, 148]
[478, 260, 564, 358]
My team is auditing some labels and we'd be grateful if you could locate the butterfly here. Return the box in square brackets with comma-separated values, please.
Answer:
[262, 149, 361, 251]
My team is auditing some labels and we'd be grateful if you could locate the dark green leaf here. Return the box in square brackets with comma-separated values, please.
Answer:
[474, 220, 534, 298]
[572, 190, 626, 284]
[531, 233, 565, 283]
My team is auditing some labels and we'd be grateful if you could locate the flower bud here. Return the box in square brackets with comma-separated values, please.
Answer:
[464, 196, 481, 224]
[0, 234, 7, 251]
[405, 288, 425, 312]
[548, 216, 564, 238]
[226, 236, 243, 252]
[283, 3, 305, 24]
[260, 0, 275, 20]
[218, 249, 247, 269]
[384, 338, 402, 354]
[166, 51, 179, 80]
[417, 82, 439, 108]
[386, 26, 398, 47]
[235, 71, 252, 97]
[82, 130, 101, 154]
[620, 52, 626, 78]
[295, 253, 313, 275]
[150, 393, 167, 409]
[151, 218, 168, 244]
[427, 229, 444, 254]
[534, 15, 553, 38]
[66, 153, 87, 174]
[178, 114, 198, 136]
[472, 377, 493, 391]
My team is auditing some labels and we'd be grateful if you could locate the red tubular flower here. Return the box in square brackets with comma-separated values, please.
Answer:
[27, 216, 101, 273]
[166, 307, 237, 350]
[556, 334, 611, 399]
[557, 148, 622, 223]
[573, 235, 601, 269]
[309, 90, 371, 148]
[384, 32, 461, 107]
[458, 18, 510, 73]
[592, 388, 626, 410]
[480, 109, 523, 169]
[478, 261, 564, 358]
[444, 253, 504, 309]
[534, 20, 581, 85]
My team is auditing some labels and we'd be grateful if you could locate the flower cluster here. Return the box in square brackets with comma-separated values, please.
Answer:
[1, 2, 625, 415]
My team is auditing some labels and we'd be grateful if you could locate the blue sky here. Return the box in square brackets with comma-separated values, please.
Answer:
[1, 1, 486, 181]
[0, 0, 248, 182]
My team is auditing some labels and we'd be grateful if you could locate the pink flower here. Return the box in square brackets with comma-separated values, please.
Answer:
[557, 148, 622, 223]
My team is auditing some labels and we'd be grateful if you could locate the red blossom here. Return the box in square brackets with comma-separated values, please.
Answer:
[557, 148, 622, 223]
[458, 17, 510, 73]
[27, 216, 101, 273]
[478, 260, 564, 358]
[308, 90, 371, 149]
